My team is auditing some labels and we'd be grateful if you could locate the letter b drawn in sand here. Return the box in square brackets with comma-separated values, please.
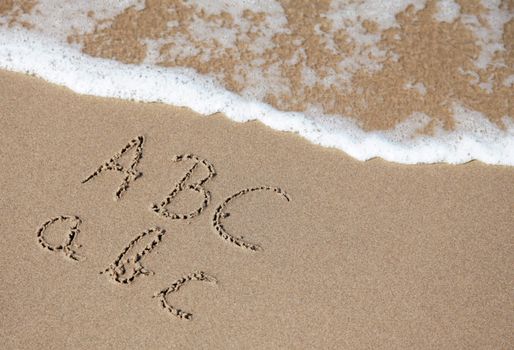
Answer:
[153, 271, 217, 320]
[36, 215, 83, 261]
[82, 136, 144, 200]
[212, 186, 291, 251]
[151, 154, 216, 220]
[101, 227, 167, 285]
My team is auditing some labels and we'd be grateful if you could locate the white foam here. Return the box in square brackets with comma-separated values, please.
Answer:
[504, 75, 514, 87]
[1, 27, 513, 166]
[17, 0, 145, 40]
[460, 0, 513, 70]
[404, 81, 427, 96]
[434, 0, 461, 23]
[322, 1, 428, 77]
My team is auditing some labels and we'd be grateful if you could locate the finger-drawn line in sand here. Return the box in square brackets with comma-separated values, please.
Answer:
[212, 186, 291, 251]
[151, 154, 216, 220]
[82, 136, 144, 200]
[153, 271, 217, 320]
[101, 227, 167, 285]
[36, 215, 83, 261]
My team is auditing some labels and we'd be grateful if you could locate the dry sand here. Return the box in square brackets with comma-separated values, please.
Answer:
[0, 69, 513, 349]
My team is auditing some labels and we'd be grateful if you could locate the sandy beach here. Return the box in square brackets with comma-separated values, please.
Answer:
[1, 1, 513, 348]
[1, 69, 513, 349]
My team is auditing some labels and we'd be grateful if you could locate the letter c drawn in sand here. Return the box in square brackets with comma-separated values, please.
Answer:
[212, 186, 291, 252]
[36, 215, 83, 261]
[153, 271, 217, 320]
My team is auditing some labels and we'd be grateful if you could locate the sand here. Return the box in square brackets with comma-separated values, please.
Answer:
[0, 69, 513, 349]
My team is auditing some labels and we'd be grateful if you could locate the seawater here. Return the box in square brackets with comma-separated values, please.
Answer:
[0, 0, 513, 165]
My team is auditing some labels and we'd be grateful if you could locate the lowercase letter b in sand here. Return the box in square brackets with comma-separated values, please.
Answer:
[101, 227, 167, 285]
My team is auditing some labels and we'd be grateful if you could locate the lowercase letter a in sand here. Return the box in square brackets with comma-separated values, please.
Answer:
[36, 215, 83, 261]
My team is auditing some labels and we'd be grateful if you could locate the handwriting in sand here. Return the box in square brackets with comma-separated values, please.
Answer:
[36, 135, 291, 321]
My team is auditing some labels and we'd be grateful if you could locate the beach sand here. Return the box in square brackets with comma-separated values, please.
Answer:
[1, 69, 513, 349]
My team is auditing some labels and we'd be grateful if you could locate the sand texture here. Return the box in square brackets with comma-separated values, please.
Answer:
[0, 70, 513, 349]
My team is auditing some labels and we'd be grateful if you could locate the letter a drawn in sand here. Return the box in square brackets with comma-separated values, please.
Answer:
[36, 215, 83, 261]
[212, 186, 291, 251]
[151, 154, 216, 220]
[82, 136, 144, 200]
[153, 271, 217, 320]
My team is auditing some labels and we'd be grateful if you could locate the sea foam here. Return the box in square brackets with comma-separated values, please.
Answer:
[0, 1, 513, 166]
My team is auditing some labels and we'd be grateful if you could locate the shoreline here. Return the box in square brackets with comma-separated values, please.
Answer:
[1, 24, 513, 166]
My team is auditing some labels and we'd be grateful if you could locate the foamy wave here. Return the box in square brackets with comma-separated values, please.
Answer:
[1, 0, 513, 166]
